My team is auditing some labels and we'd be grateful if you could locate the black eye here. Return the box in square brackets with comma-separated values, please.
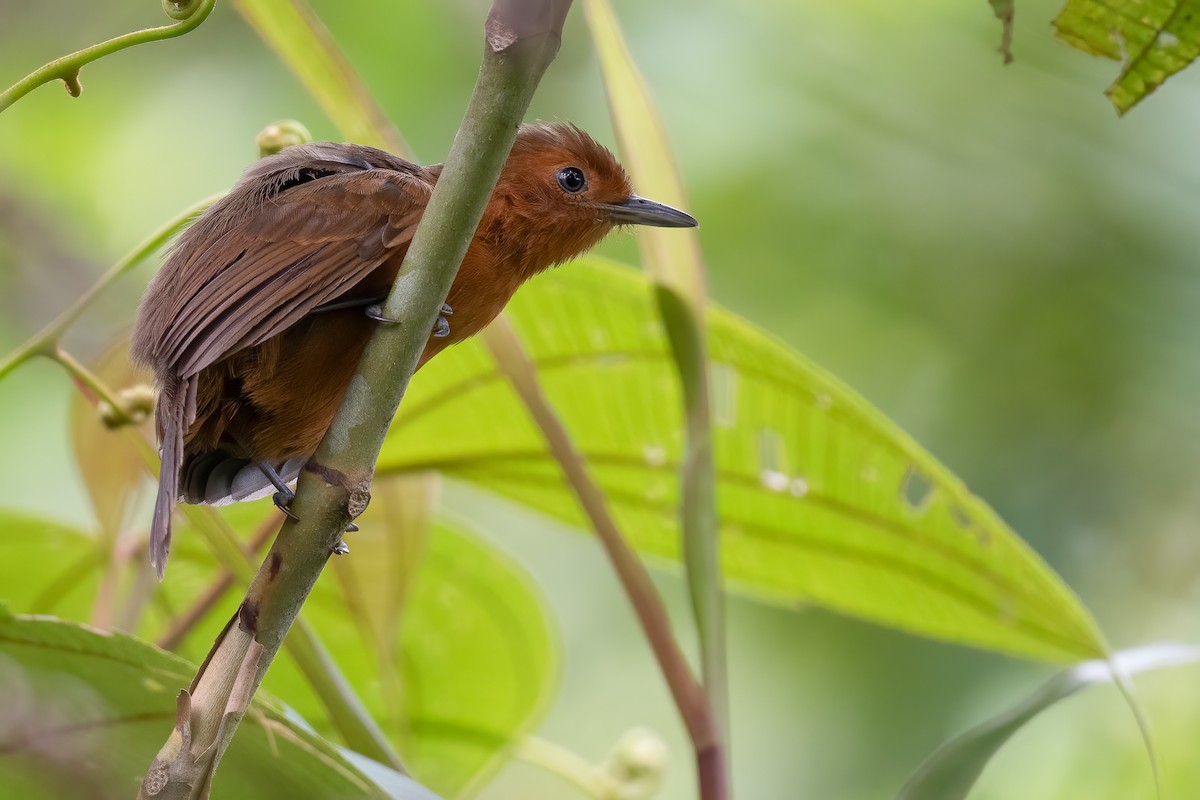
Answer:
[557, 166, 587, 194]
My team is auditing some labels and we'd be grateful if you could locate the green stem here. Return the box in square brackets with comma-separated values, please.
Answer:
[583, 1, 729, 794]
[482, 317, 720, 766]
[0, 0, 216, 113]
[514, 736, 615, 799]
[0, 193, 220, 382]
[53, 347, 134, 426]
[139, 3, 574, 794]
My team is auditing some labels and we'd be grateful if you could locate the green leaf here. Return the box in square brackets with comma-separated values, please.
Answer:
[0, 611, 437, 799]
[0, 511, 103, 621]
[269, 497, 558, 799]
[231, 0, 409, 154]
[896, 642, 1200, 799]
[2, 468, 554, 796]
[1054, 0, 1200, 114]
[380, 257, 1104, 663]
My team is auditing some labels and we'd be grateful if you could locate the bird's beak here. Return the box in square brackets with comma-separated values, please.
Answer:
[600, 195, 699, 228]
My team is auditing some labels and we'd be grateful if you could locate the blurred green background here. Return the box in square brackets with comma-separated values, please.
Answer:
[3, 1, 1200, 798]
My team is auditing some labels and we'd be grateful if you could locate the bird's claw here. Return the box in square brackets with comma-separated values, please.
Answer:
[366, 304, 400, 325]
[273, 490, 299, 521]
[433, 303, 453, 338]
[332, 541, 350, 555]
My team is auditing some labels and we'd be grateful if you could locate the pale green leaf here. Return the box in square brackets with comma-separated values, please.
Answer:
[0, 608, 436, 798]
[896, 642, 1200, 799]
[69, 339, 152, 539]
[231, 0, 408, 154]
[0, 502, 554, 797]
[380, 257, 1104, 662]
[274, 511, 559, 798]
[1054, 0, 1200, 114]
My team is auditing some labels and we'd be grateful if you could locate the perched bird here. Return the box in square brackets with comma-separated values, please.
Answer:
[132, 122, 697, 576]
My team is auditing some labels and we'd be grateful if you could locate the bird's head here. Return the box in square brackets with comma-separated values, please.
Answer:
[491, 122, 697, 272]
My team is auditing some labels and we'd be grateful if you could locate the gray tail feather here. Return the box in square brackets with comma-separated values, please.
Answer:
[181, 450, 305, 507]
[150, 376, 190, 580]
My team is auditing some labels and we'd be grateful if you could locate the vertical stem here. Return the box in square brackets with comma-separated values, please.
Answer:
[483, 318, 727, 800]
[139, 2, 575, 794]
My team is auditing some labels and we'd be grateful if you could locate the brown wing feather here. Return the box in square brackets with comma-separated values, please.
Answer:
[131, 145, 432, 577]
[143, 169, 430, 379]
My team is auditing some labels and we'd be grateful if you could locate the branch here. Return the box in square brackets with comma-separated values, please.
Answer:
[482, 317, 727, 800]
[0, 0, 216, 113]
[138, 2, 574, 795]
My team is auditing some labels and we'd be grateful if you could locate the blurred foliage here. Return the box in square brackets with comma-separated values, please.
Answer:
[3, 1, 1200, 799]
[0, 603, 427, 799]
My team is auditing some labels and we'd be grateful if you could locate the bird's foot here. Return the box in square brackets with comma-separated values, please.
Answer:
[273, 489, 300, 521]
[366, 304, 399, 324]
[367, 302, 452, 337]
[433, 303, 452, 338]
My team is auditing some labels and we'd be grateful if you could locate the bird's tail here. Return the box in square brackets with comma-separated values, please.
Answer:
[180, 450, 304, 507]
[150, 376, 192, 579]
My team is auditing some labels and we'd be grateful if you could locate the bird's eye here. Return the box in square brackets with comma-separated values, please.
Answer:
[557, 166, 587, 194]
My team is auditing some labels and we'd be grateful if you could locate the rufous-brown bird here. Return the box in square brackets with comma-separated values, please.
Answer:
[132, 122, 697, 576]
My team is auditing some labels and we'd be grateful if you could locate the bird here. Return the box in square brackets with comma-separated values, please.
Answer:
[131, 122, 698, 577]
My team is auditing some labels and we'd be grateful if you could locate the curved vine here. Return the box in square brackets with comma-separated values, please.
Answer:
[0, 0, 216, 113]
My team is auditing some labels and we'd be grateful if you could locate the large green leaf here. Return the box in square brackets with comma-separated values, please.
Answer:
[0, 608, 436, 799]
[269, 487, 558, 799]
[1054, 0, 1200, 114]
[0, 503, 556, 798]
[379, 257, 1104, 663]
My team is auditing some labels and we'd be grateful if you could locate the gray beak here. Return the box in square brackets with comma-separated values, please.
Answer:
[601, 195, 699, 228]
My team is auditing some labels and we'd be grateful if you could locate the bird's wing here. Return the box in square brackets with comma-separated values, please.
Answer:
[147, 167, 429, 379]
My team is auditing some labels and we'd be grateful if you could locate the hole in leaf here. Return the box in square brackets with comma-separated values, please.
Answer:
[900, 465, 935, 512]
[949, 503, 990, 546]
[757, 428, 789, 493]
[642, 444, 667, 467]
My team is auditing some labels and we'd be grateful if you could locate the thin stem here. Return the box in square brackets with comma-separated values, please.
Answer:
[514, 736, 616, 798]
[0, 0, 216, 113]
[53, 347, 134, 426]
[582, 2, 729, 790]
[0, 193, 220, 382]
[482, 316, 726, 799]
